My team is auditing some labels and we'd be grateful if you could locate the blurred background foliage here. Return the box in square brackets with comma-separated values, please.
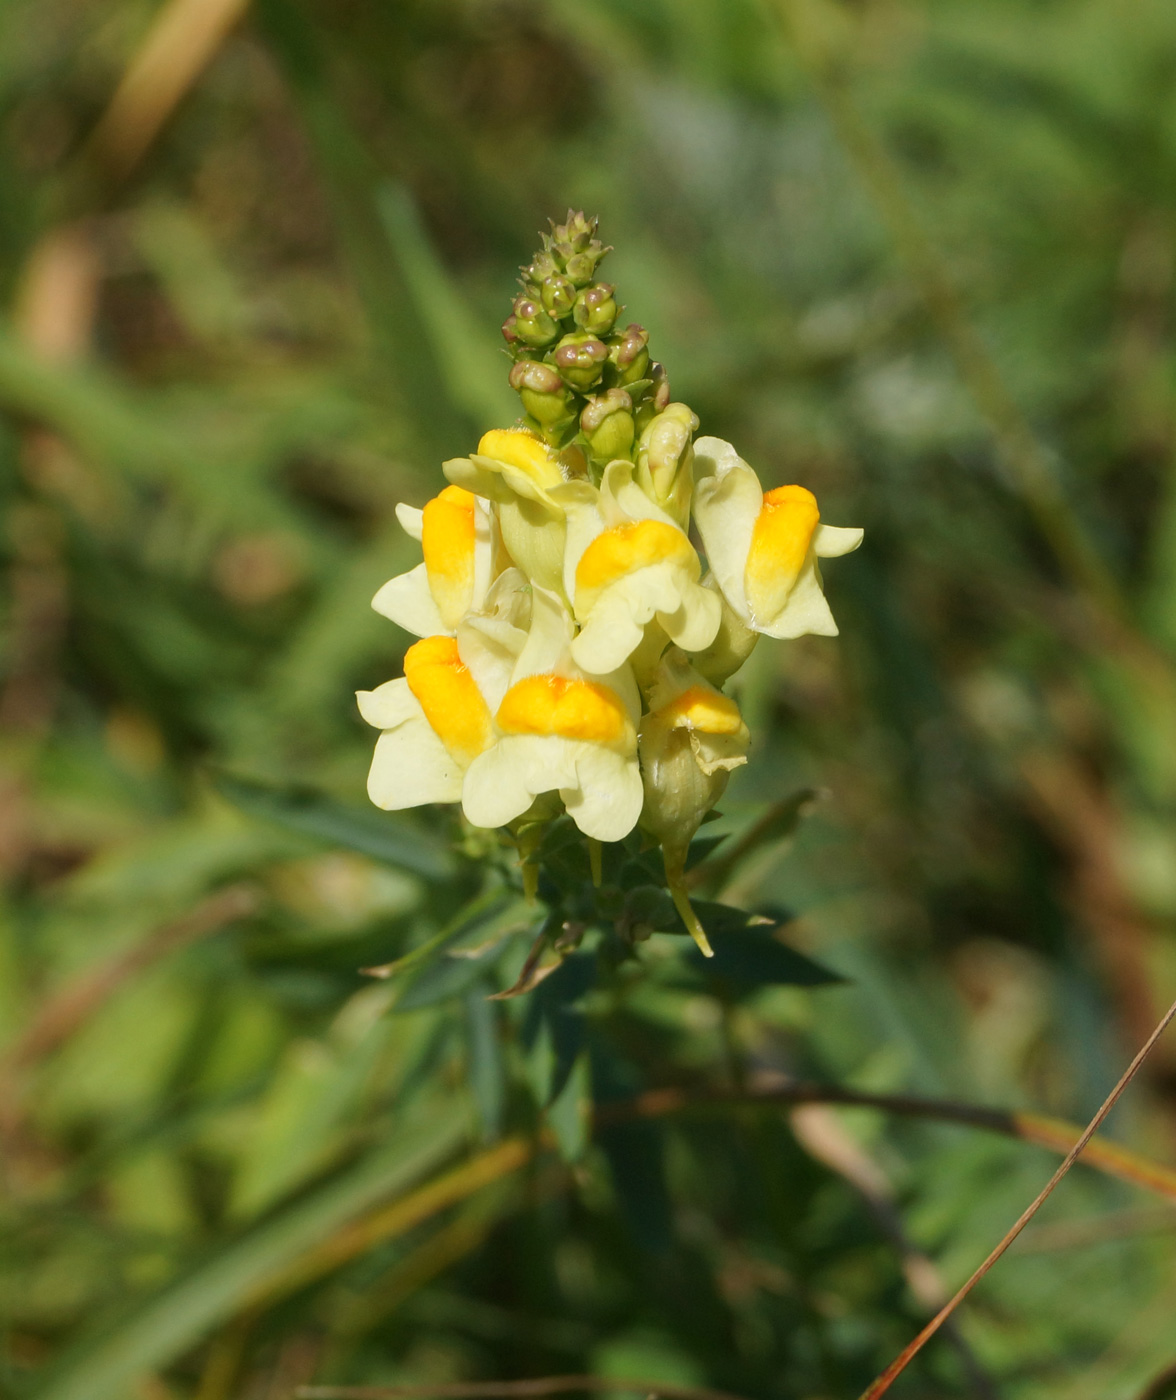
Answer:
[3, 0, 1176, 1397]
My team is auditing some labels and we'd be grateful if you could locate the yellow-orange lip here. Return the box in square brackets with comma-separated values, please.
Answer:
[404, 634, 492, 765]
[575, 519, 694, 598]
[477, 429, 563, 489]
[496, 673, 633, 748]
[744, 484, 819, 621]
[655, 684, 744, 735]
[422, 485, 477, 628]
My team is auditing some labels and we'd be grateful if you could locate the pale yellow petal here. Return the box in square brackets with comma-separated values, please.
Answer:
[372, 563, 449, 637]
[367, 712, 463, 809]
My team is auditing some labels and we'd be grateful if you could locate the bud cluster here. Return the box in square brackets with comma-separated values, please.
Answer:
[501, 211, 668, 470]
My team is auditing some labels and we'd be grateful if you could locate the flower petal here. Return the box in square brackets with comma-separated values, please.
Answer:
[692, 437, 762, 621]
[372, 563, 449, 637]
[462, 735, 578, 829]
[658, 580, 722, 654]
[757, 557, 839, 639]
[367, 708, 463, 808]
[395, 503, 424, 541]
[356, 677, 417, 730]
[562, 744, 644, 842]
[814, 523, 864, 558]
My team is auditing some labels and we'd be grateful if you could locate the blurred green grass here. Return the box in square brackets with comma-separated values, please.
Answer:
[3, 1, 1176, 1398]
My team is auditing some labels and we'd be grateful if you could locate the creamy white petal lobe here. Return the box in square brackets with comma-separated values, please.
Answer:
[553, 483, 604, 602]
[471, 498, 494, 606]
[760, 558, 839, 639]
[659, 581, 722, 654]
[395, 503, 424, 541]
[562, 745, 643, 842]
[367, 712, 463, 808]
[571, 591, 646, 674]
[814, 523, 864, 558]
[513, 586, 575, 681]
[601, 460, 677, 527]
[356, 677, 418, 729]
[691, 439, 762, 620]
[457, 619, 521, 713]
[372, 563, 449, 637]
[462, 735, 579, 829]
[443, 455, 514, 504]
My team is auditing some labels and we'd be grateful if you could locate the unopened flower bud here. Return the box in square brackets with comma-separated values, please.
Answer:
[636, 401, 698, 525]
[521, 250, 559, 283]
[552, 332, 608, 392]
[509, 359, 577, 434]
[540, 274, 576, 317]
[550, 210, 597, 255]
[564, 248, 606, 286]
[607, 323, 650, 385]
[580, 388, 635, 464]
[572, 283, 618, 336]
[501, 314, 519, 346]
[638, 650, 749, 953]
[511, 294, 559, 348]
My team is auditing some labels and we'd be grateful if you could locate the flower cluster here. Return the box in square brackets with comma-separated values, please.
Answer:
[358, 214, 862, 954]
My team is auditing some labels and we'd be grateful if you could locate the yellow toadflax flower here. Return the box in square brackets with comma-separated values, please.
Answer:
[693, 436, 863, 639]
[461, 587, 643, 843]
[559, 459, 721, 675]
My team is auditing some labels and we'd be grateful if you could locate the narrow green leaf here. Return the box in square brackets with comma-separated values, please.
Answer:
[214, 773, 455, 881]
[32, 1108, 467, 1400]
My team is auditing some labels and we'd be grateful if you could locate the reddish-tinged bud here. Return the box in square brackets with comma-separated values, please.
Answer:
[552, 332, 608, 392]
[573, 283, 618, 336]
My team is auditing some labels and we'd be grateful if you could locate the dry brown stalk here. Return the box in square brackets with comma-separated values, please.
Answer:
[857, 994, 1176, 1398]
[84, 0, 252, 182]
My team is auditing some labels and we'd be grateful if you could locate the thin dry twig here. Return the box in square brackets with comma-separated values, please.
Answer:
[84, 0, 252, 182]
[857, 994, 1176, 1399]
[607, 1078, 1176, 1205]
[791, 1106, 998, 1400]
[297, 1377, 750, 1400]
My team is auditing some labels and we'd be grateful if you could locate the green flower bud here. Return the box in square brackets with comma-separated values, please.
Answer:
[540, 274, 576, 317]
[572, 283, 618, 336]
[638, 650, 749, 884]
[547, 212, 610, 286]
[636, 400, 698, 526]
[549, 210, 598, 255]
[633, 362, 670, 433]
[580, 388, 635, 464]
[521, 250, 559, 283]
[511, 294, 559, 348]
[564, 248, 605, 287]
[607, 323, 650, 385]
[552, 332, 608, 392]
[509, 359, 577, 434]
[501, 314, 519, 347]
